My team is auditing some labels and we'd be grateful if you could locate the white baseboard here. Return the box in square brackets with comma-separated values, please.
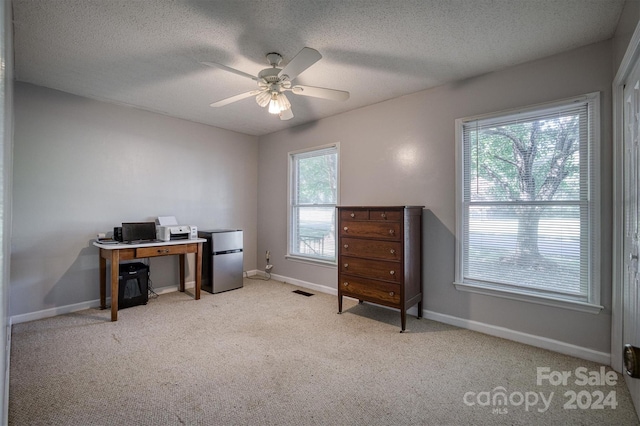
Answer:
[9, 273, 611, 364]
[4, 318, 11, 422]
[153, 282, 194, 295]
[10, 282, 195, 325]
[423, 310, 610, 365]
[268, 272, 338, 296]
[11, 299, 105, 324]
[9, 274, 256, 324]
[272, 273, 610, 365]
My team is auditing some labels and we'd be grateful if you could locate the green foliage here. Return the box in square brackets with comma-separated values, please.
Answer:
[469, 114, 582, 203]
[296, 153, 337, 204]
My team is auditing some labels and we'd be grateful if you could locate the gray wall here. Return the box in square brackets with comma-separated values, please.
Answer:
[257, 40, 613, 353]
[11, 83, 258, 317]
[614, 0, 640, 73]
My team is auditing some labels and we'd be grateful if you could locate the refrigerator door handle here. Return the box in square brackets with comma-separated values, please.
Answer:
[213, 249, 243, 255]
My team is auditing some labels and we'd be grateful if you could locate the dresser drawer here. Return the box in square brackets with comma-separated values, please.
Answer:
[339, 209, 403, 222]
[368, 209, 403, 222]
[340, 221, 401, 240]
[136, 244, 189, 258]
[340, 237, 402, 261]
[340, 209, 369, 221]
[340, 256, 402, 282]
[339, 274, 401, 305]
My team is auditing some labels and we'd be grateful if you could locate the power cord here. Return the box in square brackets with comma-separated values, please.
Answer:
[147, 269, 158, 299]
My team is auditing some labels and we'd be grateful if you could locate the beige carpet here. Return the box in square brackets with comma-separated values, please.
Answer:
[8, 278, 640, 425]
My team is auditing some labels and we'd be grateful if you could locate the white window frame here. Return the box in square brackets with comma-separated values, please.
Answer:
[454, 93, 602, 314]
[286, 143, 340, 266]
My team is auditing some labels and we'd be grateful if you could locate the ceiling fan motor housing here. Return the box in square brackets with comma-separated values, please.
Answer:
[258, 67, 281, 83]
[266, 52, 283, 67]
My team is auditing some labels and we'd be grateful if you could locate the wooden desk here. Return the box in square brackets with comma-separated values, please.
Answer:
[93, 239, 205, 321]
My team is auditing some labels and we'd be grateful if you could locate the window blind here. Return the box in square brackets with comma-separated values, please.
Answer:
[289, 145, 338, 262]
[458, 94, 598, 304]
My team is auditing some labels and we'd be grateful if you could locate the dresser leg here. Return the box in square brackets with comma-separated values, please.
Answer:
[400, 309, 407, 333]
[338, 294, 342, 314]
[417, 300, 423, 319]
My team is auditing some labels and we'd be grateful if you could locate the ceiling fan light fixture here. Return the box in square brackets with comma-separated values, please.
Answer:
[277, 93, 291, 111]
[268, 92, 281, 114]
[255, 90, 271, 107]
[269, 92, 291, 114]
[259, 89, 292, 116]
[268, 92, 291, 115]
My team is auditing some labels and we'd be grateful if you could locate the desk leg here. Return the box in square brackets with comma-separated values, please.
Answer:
[179, 254, 186, 292]
[195, 242, 202, 300]
[110, 250, 120, 321]
[99, 251, 106, 310]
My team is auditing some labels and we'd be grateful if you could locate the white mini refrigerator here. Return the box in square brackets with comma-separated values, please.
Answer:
[199, 229, 243, 293]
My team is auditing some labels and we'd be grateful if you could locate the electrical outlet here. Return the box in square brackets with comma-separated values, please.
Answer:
[266, 250, 270, 263]
[265, 264, 273, 273]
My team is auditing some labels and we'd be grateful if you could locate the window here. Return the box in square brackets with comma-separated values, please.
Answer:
[288, 144, 339, 264]
[454, 93, 601, 312]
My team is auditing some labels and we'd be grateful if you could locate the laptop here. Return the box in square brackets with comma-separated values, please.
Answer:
[121, 222, 159, 244]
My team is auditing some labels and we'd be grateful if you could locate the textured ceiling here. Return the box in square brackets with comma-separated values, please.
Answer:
[12, 0, 624, 136]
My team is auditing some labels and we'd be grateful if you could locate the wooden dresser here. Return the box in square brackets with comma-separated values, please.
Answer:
[337, 206, 423, 332]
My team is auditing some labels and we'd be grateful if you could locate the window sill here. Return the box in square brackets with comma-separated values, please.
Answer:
[285, 255, 337, 268]
[453, 281, 603, 314]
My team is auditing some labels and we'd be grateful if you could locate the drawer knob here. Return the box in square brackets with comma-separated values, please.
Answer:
[390, 270, 395, 275]
[381, 213, 386, 218]
[158, 249, 170, 254]
[344, 263, 349, 268]
[390, 249, 395, 254]
[344, 244, 349, 249]
[389, 291, 395, 296]
[389, 229, 395, 235]
[344, 226, 348, 232]
[343, 282, 349, 287]
[350, 213, 355, 218]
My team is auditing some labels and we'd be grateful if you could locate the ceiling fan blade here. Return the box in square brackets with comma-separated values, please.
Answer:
[210, 90, 263, 107]
[200, 61, 257, 81]
[278, 47, 322, 81]
[291, 85, 350, 101]
[279, 108, 294, 121]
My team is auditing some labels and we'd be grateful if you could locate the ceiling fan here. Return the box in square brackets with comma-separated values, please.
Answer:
[201, 47, 349, 121]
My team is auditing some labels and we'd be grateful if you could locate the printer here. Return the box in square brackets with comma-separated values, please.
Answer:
[157, 225, 197, 241]
[155, 216, 198, 241]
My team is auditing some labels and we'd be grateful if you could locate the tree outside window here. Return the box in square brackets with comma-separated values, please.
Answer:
[289, 145, 338, 263]
[456, 93, 600, 308]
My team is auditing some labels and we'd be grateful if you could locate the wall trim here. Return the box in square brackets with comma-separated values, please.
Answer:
[10, 282, 196, 324]
[9, 273, 256, 324]
[11, 299, 103, 324]
[7, 272, 304, 324]
[423, 310, 610, 365]
[4, 318, 10, 425]
[268, 272, 338, 295]
[10, 272, 610, 364]
[612, 19, 640, 374]
[269, 273, 610, 364]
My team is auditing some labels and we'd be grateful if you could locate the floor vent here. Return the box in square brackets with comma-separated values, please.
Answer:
[292, 289, 314, 297]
